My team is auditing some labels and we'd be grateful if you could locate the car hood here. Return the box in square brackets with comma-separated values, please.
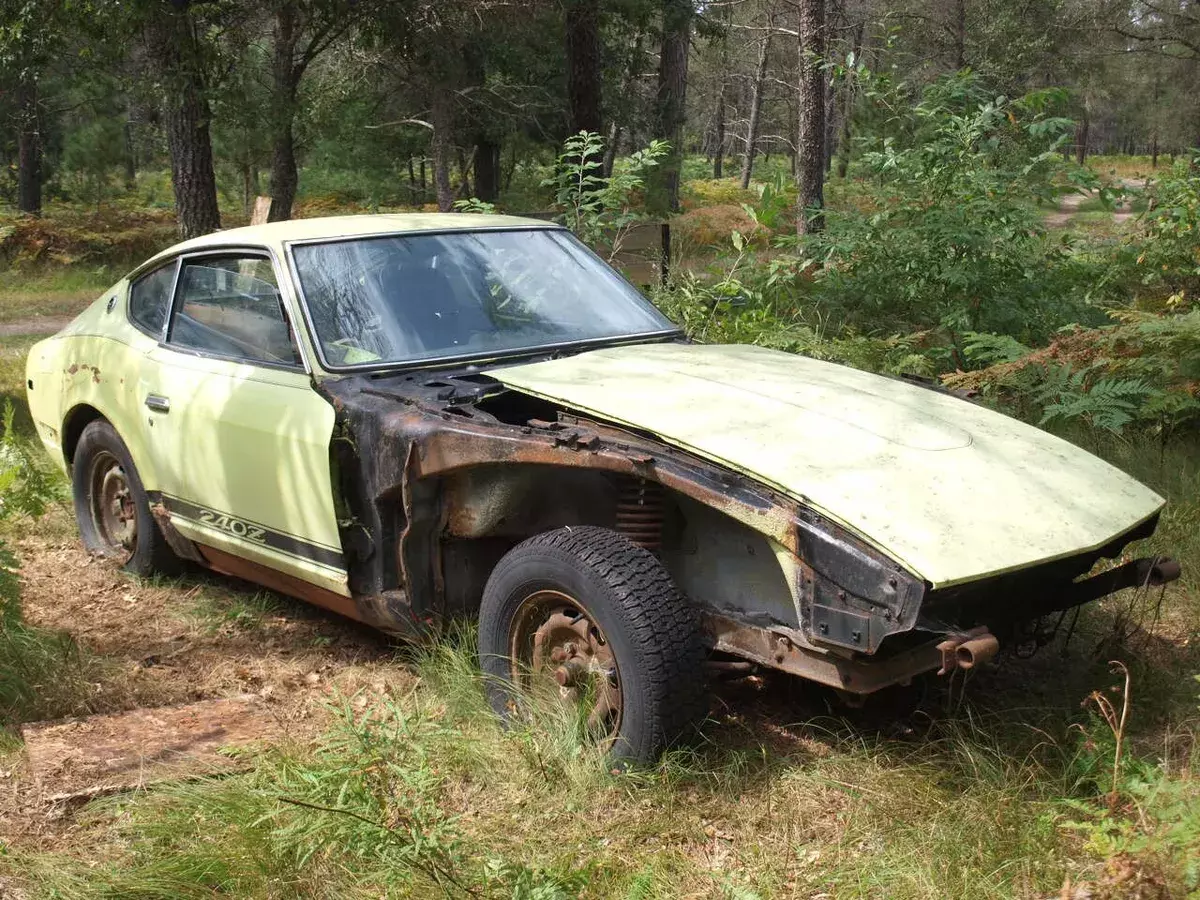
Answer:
[491, 342, 1165, 588]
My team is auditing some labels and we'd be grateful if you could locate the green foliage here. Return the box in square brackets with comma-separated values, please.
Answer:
[797, 73, 1102, 342]
[546, 131, 669, 257]
[0, 401, 73, 726]
[452, 197, 498, 214]
[1032, 367, 1157, 433]
[1126, 155, 1200, 307]
[948, 310, 1200, 434]
[1062, 678, 1200, 897]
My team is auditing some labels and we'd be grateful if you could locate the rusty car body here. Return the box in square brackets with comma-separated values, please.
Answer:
[26, 214, 1180, 762]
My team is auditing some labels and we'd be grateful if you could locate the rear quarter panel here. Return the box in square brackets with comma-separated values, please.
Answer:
[27, 280, 163, 486]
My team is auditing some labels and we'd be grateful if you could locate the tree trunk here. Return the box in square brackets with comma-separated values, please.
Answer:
[1075, 109, 1089, 166]
[740, 31, 771, 190]
[268, 112, 299, 222]
[123, 119, 138, 192]
[713, 95, 724, 178]
[242, 161, 253, 216]
[268, 2, 301, 222]
[430, 86, 455, 212]
[655, 0, 692, 213]
[796, 0, 827, 236]
[144, 3, 221, 239]
[16, 75, 41, 215]
[456, 147, 473, 199]
[953, 0, 966, 70]
[565, 0, 603, 135]
[602, 121, 622, 178]
[473, 137, 500, 202]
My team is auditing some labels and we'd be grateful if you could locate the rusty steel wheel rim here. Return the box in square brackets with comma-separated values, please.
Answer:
[88, 450, 136, 559]
[508, 589, 623, 746]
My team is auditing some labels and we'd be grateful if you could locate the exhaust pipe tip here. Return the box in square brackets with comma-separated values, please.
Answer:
[954, 634, 1000, 670]
[937, 627, 999, 675]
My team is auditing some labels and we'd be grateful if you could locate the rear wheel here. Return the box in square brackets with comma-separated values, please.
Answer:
[478, 526, 707, 765]
[72, 420, 181, 577]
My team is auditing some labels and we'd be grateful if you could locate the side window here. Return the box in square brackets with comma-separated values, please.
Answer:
[168, 256, 301, 366]
[128, 262, 176, 337]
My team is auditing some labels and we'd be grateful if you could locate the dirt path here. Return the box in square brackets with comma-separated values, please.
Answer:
[1047, 177, 1146, 230]
[0, 317, 73, 337]
[0, 510, 414, 849]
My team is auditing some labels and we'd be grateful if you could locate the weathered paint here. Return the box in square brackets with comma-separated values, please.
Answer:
[25, 265, 348, 597]
[493, 342, 1166, 588]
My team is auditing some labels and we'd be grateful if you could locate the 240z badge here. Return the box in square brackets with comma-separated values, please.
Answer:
[197, 508, 268, 544]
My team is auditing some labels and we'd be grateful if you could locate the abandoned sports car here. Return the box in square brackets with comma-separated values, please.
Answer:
[26, 214, 1181, 763]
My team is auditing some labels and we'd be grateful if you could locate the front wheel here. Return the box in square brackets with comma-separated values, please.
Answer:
[478, 526, 707, 765]
[72, 420, 181, 577]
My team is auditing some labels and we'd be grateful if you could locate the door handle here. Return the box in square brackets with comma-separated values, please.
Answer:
[145, 394, 171, 414]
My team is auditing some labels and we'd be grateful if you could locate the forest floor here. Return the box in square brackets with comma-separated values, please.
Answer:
[3, 491, 1197, 898]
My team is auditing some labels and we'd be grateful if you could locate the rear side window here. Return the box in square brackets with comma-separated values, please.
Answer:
[128, 262, 176, 337]
[167, 256, 300, 367]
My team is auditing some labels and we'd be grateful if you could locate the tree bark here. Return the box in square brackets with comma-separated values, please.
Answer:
[953, 0, 966, 70]
[565, 0, 603, 135]
[796, 0, 827, 235]
[268, 1, 301, 222]
[740, 31, 772, 189]
[713, 84, 725, 178]
[16, 75, 41, 215]
[655, 0, 692, 213]
[430, 85, 455, 211]
[123, 119, 138, 192]
[473, 136, 500, 201]
[1075, 109, 1089, 166]
[144, 2, 221, 239]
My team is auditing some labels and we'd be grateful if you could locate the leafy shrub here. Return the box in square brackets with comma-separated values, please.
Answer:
[1126, 156, 1200, 308]
[546, 131, 669, 259]
[0, 403, 74, 726]
[946, 310, 1200, 434]
[797, 73, 1104, 344]
[0, 204, 177, 268]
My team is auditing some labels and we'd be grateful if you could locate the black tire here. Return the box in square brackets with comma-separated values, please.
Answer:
[72, 419, 182, 577]
[478, 526, 707, 765]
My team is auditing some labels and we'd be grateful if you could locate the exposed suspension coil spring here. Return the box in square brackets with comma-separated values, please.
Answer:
[615, 477, 665, 551]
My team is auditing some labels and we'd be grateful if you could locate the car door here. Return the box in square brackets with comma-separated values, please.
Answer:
[142, 249, 348, 597]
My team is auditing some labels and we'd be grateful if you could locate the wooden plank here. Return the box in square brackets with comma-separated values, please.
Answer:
[21, 696, 283, 799]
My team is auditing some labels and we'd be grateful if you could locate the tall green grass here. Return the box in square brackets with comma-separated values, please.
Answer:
[15, 623, 1197, 899]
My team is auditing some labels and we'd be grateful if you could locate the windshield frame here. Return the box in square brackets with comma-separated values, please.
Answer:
[283, 224, 682, 374]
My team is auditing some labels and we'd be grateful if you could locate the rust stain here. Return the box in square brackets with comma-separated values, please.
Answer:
[65, 363, 101, 384]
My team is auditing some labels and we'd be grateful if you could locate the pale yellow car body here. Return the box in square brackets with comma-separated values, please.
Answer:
[25, 214, 1165, 605]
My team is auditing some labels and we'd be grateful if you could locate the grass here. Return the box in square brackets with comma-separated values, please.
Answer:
[0, 266, 112, 324]
[189, 589, 284, 634]
[6, 623, 1197, 898]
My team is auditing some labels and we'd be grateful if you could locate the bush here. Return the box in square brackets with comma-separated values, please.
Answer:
[0, 403, 76, 726]
[798, 73, 1104, 344]
[945, 310, 1200, 435]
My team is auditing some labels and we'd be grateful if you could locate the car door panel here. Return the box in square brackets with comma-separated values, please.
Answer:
[143, 251, 348, 596]
[146, 348, 347, 594]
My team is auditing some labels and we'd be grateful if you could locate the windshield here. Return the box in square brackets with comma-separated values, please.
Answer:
[290, 228, 676, 368]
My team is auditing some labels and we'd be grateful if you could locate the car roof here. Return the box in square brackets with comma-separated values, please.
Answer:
[146, 213, 560, 266]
